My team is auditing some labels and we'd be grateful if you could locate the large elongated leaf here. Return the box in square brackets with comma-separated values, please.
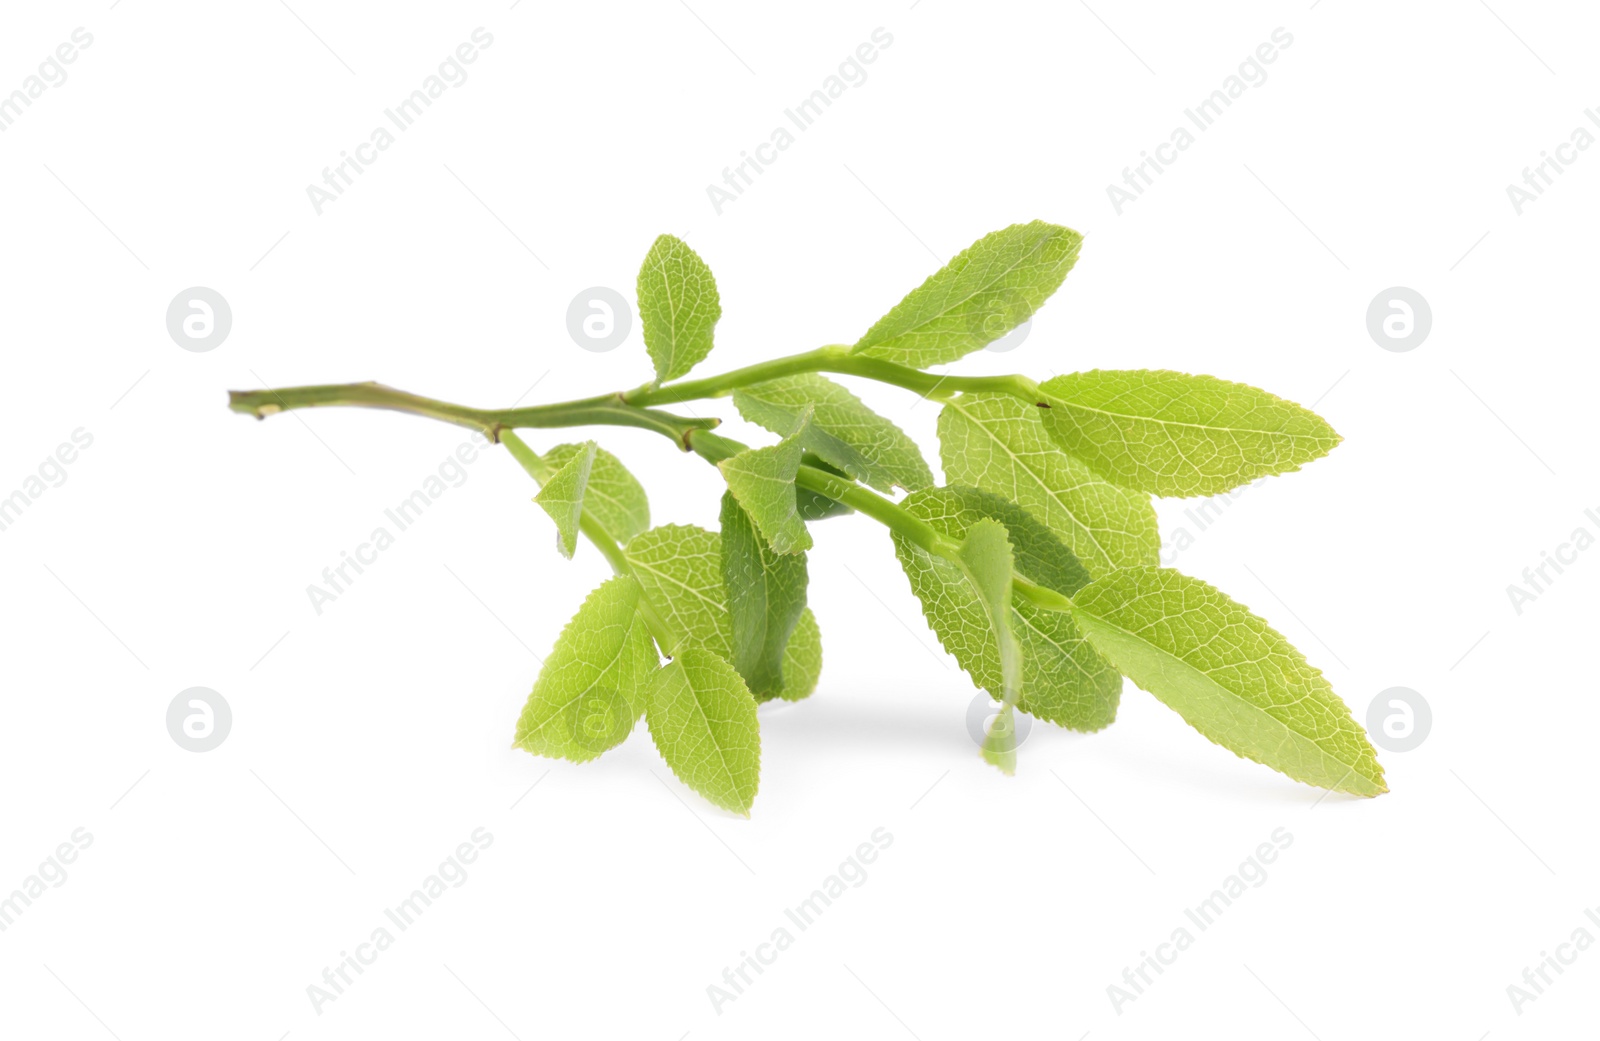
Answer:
[533, 441, 596, 559]
[638, 234, 721, 382]
[720, 493, 808, 699]
[891, 489, 1121, 732]
[719, 410, 813, 554]
[853, 221, 1082, 368]
[938, 394, 1158, 576]
[733, 374, 933, 493]
[779, 608, 823, 702]
[647, 647, 761, 815]
[1037, 370, 1341, 497]
[955, 519, 1022, 772]
[514, 575, 657, 762]
[1067, 567, 1385, 796]
[545, 442, 650, 545]
[626, 524, 734, 660]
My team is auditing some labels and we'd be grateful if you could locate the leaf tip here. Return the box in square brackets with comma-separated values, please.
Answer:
[1365, 766, 1389, 796]
[981, 746, 1017, 776]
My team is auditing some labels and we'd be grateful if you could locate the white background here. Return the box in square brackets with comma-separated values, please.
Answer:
[1, 1, 1595, 1037]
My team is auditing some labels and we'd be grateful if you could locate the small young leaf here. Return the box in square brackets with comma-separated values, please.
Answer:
[938, 394, 1158, 576]
[720, 493, 808, 699]
[734, 374, 933, 492]
[626, 524, 733, 660]
[514, 575, 658, 762]
[779, 608, 823, 702]
[533, 441, 596, 559]
[646, 646, 761, 815]
[955, 519, 1023, 773]
[1037, 370, 1342, 497]
[638, 234, 722, 383]
[853, 221, 1083, 369]
[545, 442, 650, 546]
[892, 489, 1120, 733]
[1067, 567, 1386, 796]
[956, 520, 1016, 629]
[719, 409, 813, 555]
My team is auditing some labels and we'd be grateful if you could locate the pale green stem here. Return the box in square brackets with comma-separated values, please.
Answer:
[231, 362, 1064, 621]
[229, 382, 718, 447]
[626, 344, 1039, 407]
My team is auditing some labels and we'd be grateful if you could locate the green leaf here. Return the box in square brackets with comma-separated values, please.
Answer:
[853, 221, 1083, 368]
[1037, 370, 1342, 497]
[891, 489, 1121, 733]
[637, 234, 722, 383]
[718, 409, 813, 555]
[626, 524, 733, 660]
[734, 374, 933, 492]
[514, 575, 658, 762]
[938, 394, 1158, 577]
[1068, 567, 1385, 796]
[646, 647, 761, 815]
[533, 441, 596, 559]
[1008, 596, 1121, 734]
[779, 608, 823, 702]
[954, 519, 1023, 773]
[545, 442, 649, 545]
[720, 493, 808, 699]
